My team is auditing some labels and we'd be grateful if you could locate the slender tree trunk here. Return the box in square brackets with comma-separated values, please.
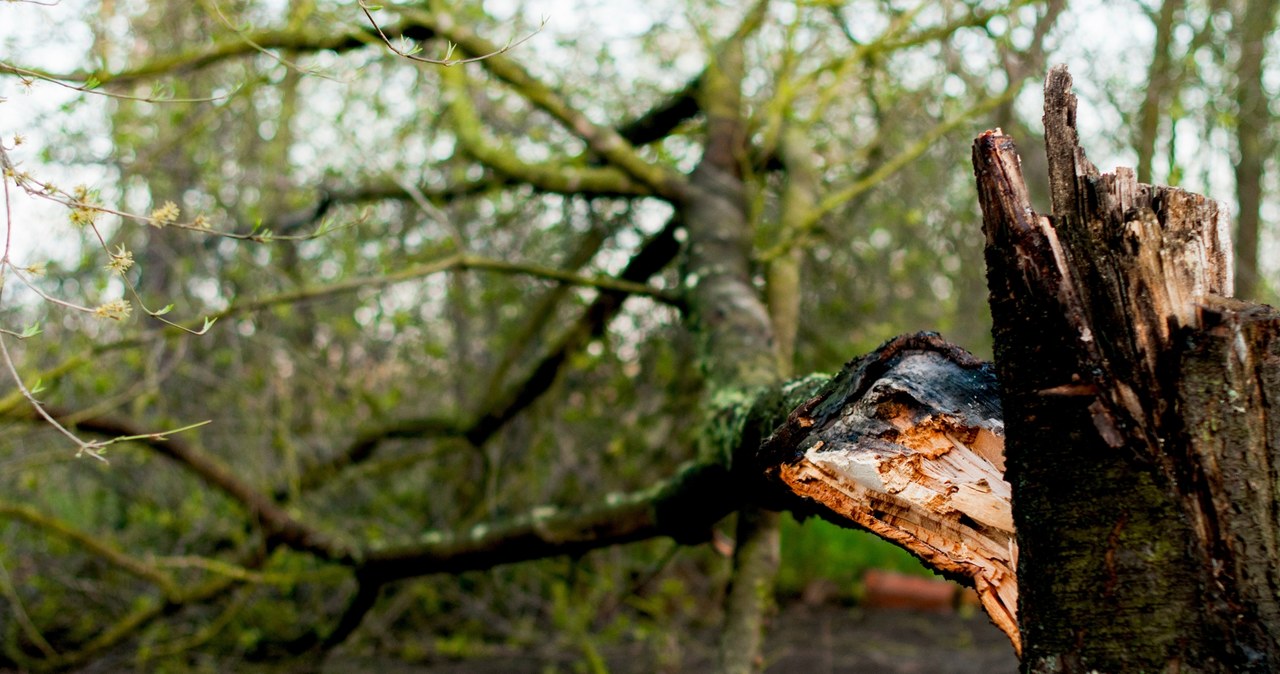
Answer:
[681, 11, 781, 672]
[1233, 0, 1277, 300]
[975, 66, 1280, 672]
[715, 126, 811, 674]
[717, 508, 781, 674]
[1135, 0, 1183, 184]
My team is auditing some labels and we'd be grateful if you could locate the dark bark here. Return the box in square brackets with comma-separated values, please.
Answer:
[1179, 298, 1280, 659]
[975, 65, 1280, 672]
[615, 73, 703, 147]
[759, 332, 1016, 646]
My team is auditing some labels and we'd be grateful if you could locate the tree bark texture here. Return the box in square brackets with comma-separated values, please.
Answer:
[683, 10, 782, 671]
[974, 65, 1280, 672]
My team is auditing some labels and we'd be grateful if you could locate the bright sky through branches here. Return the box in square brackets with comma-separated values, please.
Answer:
[0, 0, 1273, 288]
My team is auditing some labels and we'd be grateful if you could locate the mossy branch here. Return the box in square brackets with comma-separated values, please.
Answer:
[0, 502, 179, 597]
[5, 358, 832, 660]
[441, 65, 652, 197]
[396, 7, 687, 201]
[0, 18, 425, 87]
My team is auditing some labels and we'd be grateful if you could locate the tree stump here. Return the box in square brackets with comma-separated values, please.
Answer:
[765, 66, 1280, 672]
[975, 65, 1280, 672]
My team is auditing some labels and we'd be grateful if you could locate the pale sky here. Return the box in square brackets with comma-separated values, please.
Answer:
[0, 0, 1272, 289]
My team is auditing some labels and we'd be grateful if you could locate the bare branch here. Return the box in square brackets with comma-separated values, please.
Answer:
[762, 92, 1014, 261]
[19, 408, 357, 563]
[220, 251, 682, 321]
[357, 1, 544, 66]
[441, 64, 653, 197]
[402, 6, 688, 200]
[297, 219, 683, 491]
[0, 62, 238, 103]
[465, 217, 682, 446]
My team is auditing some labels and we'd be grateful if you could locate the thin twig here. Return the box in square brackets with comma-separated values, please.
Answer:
[357, 1, 545, 66]
[0, 62, 239, 104]
[199, 0, 341, 81]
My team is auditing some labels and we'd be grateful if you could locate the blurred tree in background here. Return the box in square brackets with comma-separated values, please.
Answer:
[0, 0, 1275, 671]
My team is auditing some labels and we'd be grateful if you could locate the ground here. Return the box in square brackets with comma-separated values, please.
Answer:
[321, 602, 1019, 674]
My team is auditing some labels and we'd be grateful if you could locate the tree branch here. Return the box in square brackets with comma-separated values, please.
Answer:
[465, 216, 683, 445]
[289, 415, 469, 496]
[761, 91, 1013, 261]
[441, 65, 654, 198]
[0, 501, 179, 598]
[359, 459, 734, 582]
[0, 18, 432, 87]
[615, 73, 704, 147]
[28, 408, 357, 563]
[403, 7, 688, 201]
[215, 251, 682, 324]
[1, 554, 252, 672]
[327, 175, 507, 206]
[280, 219, 683, 495]
[477, 221, 610, 408]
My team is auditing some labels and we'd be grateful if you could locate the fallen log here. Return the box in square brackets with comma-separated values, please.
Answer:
[760, 332, 1018, 649]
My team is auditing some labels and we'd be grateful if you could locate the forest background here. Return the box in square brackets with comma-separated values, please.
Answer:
[0, 0, 1276, 671]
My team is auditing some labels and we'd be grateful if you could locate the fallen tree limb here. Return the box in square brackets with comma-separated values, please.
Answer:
[759, 332, 1016, 649]
[17, 333, 1019, 659]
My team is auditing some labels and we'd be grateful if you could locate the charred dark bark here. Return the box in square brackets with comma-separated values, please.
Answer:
[975, 65, 1280, 673]
[759, 332, 1016, 647]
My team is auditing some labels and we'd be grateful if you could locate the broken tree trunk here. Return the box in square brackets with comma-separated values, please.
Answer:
[760, 332, 1019, 648]
[760, 67, 1280, 672]
[974, 65, 1280, 672]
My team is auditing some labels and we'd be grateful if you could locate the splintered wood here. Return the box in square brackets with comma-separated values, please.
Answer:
[964, 66, 1280, 671]
[762, 334, 1018, 650]
[975, 67, 1233, 439]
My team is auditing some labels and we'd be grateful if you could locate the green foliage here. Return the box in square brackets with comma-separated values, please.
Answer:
[777, 514, 931, 599]
[3, 0, 1269, 669]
